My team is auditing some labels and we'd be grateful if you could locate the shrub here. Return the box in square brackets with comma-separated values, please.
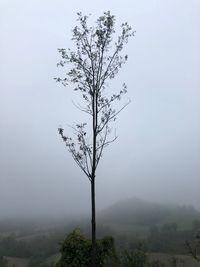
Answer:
[56, 228, 117, 267]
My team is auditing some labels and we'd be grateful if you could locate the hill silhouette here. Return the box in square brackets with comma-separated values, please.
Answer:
[98, 197, 200, 231]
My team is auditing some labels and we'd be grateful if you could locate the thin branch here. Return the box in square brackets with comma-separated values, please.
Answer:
[71, 150, 91, 181]
[97, 99, 131, 134]
[72, 101, 92, 116]
[98, 44, 122, 90]
[96, 135, 118, 151]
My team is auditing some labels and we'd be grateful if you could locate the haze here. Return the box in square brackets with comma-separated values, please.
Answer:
[0, 0, 200, 219]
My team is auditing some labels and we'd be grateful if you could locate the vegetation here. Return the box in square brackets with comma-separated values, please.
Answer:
[56, 228, 116, 267]
[0, 256, 7, 267]
[185, 229, 200, 262]
[55, 11, 134, 266]
[0, 202, 200, 266]
[99, 198, 200, 230]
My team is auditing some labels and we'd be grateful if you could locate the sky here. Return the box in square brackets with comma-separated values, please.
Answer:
[0, 0, 200, 218]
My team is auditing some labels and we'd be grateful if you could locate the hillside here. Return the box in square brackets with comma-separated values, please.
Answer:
[0, 198, 200, 265]
[98, 198, 200, 235]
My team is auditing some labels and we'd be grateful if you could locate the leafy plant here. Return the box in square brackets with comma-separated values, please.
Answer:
[56, 228, 117, 267]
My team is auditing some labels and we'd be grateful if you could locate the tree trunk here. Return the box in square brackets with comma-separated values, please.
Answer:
[91, 178, 96, 267]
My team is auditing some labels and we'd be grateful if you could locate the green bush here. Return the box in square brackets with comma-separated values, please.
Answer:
[56, 228, 117, 267]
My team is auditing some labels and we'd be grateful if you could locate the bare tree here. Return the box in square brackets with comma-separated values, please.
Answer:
[55, 11, 134, 267]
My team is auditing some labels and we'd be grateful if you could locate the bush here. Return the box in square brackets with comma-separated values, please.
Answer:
[56, 228, 117, 267]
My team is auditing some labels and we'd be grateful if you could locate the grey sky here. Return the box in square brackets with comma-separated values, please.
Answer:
[0, 0, 200, 218]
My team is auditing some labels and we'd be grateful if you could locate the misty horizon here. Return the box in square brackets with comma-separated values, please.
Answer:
[0, 0, 200, 220]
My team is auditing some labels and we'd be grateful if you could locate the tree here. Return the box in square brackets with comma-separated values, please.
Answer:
[186, 230, 200, 262]
[55, 11, 134, 267]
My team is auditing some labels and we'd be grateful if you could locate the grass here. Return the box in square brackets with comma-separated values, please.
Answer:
[5, 256, 29, 267]
[148, 253, 200, 267]
[44, 253, 61, 265]
[4, 253, 200, 267]
[104, 222, 149, 238]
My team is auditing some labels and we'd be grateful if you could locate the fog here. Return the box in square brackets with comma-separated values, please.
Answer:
[0, 0, 200, 219]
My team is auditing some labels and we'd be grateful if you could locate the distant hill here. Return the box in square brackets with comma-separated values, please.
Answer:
[98, 198, 200, 235]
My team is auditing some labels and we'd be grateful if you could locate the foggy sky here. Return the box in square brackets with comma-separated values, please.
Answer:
[0, 0, 200, 218]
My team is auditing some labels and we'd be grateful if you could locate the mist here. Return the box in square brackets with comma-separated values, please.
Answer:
[0, 0, 200, 220]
